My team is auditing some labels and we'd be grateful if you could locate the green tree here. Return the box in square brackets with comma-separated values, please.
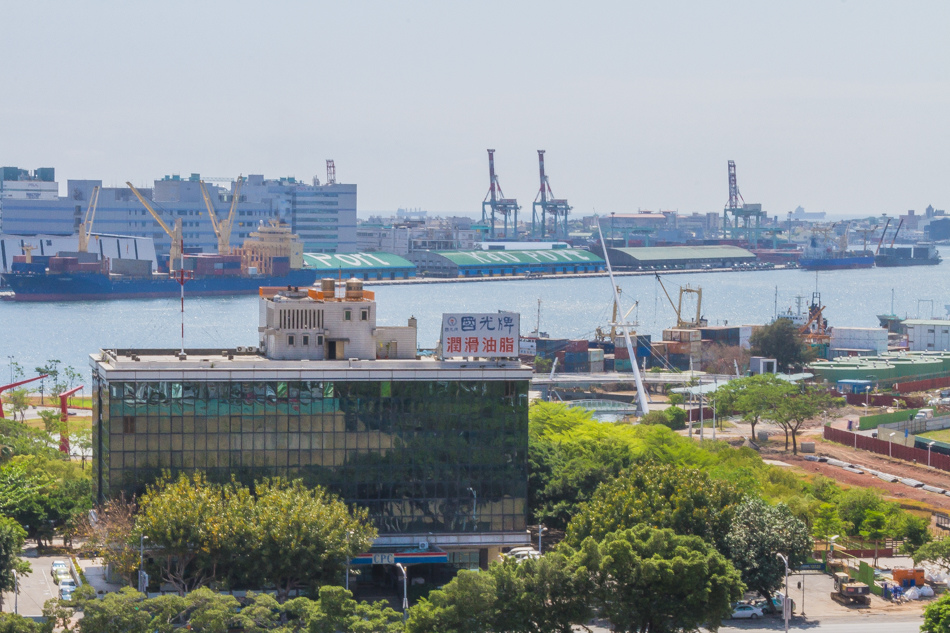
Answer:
[714, 374, 796, 441]
[891, 512, 932, 556]
[37, 410, 61, 437]
[0, 516, 31, 612]
[565, 463, 744, 555]
[5, 391, 29, 423]
[811, 503, 843, 551]
[923, 592, 950, 633]
[77, 494, 139, 586]
[749, 318, 815, 371]
[78, 587, 151, 633]
[725, 497, 812, 610]
[0, 612, 45, 633]
[834, 486, 886, 535]
[573, 526, 744, 633]
[774, 387, 842, 454]
[407, 569, 496, 633]
[71, 428, 93, 470]
[42, 597, 75, 632]
[860, 510, 888, 567]
[914, 539, 950, 571]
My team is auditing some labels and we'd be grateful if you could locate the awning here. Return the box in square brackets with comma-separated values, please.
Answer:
[349, 545, 448, 566]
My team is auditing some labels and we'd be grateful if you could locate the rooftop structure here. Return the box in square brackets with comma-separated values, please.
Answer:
[599, 245, 756, 270]
[408, 248, 604, 278]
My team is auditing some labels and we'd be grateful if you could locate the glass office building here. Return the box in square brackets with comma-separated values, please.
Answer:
[92, 358, 530, 540]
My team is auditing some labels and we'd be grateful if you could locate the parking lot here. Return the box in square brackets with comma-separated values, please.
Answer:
[2, 549, 63, 617]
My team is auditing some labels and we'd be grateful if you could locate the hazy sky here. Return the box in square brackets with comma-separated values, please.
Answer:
[2, 1, 949, 218]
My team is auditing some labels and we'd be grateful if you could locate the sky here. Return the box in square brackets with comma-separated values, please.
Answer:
[2, 1, 949, 219]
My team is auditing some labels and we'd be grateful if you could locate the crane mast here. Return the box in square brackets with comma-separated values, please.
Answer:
[531, 150, 572, 239]
[77, 185, 100, 253]
[481, 149, 520, 239]
[126, 182, 183, 269]
[199, 177, 244, 255]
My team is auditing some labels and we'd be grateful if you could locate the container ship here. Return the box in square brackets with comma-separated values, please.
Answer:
[874, 242, 942, 267]
[799, 224, 874, 271]
[1, 221, 317, 301]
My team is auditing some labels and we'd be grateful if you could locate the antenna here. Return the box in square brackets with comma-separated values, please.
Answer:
[173, 236, 193, 355]
[326, 160, 336, 185]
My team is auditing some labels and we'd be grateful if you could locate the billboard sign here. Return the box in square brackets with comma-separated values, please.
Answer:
[442, 312, 520, 358]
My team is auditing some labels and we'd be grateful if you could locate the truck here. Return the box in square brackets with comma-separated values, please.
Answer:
[831, 572, 871, 605]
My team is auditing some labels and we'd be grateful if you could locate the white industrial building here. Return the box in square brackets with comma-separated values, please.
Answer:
[829, 327, 889, 357]
[904, 319, 950, 352]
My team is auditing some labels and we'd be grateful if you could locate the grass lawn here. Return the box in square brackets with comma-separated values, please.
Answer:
[918, 428, 950, 443]
[23, 416, 92, 432]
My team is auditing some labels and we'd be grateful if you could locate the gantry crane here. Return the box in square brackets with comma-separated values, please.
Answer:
[481, 150, 520, 239]
[655, 274, 706, 328]
[199, 177, 244, 255]
[531, 150, 572, 239]
[77, 186, 100, 253]
[126, 182, 183, 269]
[721, 160, 765, 246]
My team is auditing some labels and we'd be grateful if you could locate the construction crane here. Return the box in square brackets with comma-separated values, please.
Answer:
[481, 149, 520, 239]
[77, 186, 101, 253]
[199, 177, 244, 255]
[655, 274, 706, 328]
[531, 150, 572, 239]
[854, 226, 876, 253]
[875, 218, 891, 255]
[722, 160, 764, 246]
[126, 182, 183, 269]
[889, 218, 904, 248]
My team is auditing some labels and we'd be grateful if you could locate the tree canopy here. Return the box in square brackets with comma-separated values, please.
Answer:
[749, 319, 815, 371]
[714, 374, 796, 440]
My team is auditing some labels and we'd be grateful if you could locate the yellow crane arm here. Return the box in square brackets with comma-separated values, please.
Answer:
[126, 182, 173, 236]
[77, 186, 100, 253]
[198, 180, 222, 234]
[220, 177, 244, 251]
[655, 273, 681, 324]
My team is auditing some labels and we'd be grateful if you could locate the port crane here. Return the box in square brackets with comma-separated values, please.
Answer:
[77, 186, 100, 253]
[875, 218, 891, 255]
[531, 150, 572, 239]
[481, 150, 520, 239]
[655, 274, 706, 328]
[198, 177, 244, 255]
[126, 182, 183, 269]
[889, 218, 904, 247]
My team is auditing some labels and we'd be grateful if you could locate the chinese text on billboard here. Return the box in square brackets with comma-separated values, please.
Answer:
[442, 312, 520, 358]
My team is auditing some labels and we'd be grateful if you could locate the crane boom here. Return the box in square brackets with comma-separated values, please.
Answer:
[200, 177, 244, 255]
[77, 185, 100, 253]
[890, 218, 904, 248]
[126, 181, 182, 268]
[875, 218, 891, 255]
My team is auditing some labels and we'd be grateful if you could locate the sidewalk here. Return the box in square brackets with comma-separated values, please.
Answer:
[77, 558, 124, 595]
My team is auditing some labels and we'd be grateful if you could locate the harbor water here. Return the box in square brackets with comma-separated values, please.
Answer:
[2, 248, 948, 380]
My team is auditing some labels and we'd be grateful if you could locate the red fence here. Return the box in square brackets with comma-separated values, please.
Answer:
[836, 392, 925, 408]
[894, 376, 950, 394]
[824, 426, 950, 471]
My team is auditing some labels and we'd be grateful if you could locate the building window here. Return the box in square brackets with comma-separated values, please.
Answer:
[288, 335, 295, 346]
[122, 416, 136, 434]
[361, 309, 369, 321]
[317, 335, 324, 345]
[344, 310, 352, 321]
[302, 335, 310, 346]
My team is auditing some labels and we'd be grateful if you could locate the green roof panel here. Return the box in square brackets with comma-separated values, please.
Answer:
[432, 249, 604, 266]
[302, 252, 416, 270]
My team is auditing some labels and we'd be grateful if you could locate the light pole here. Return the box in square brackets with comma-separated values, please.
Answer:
[865, 385, 871, 409]
[12, 569, 17, 614]
[929, 441, 936, 467]
[538, 524, 547, 554]
[395, 563, 408, 621]
[889, 432, 896, 457]
[776, 553, 789, 633]
[139, 534, 149, 593]
[467, 487, 477, 527]
[699, 382, 704, 441]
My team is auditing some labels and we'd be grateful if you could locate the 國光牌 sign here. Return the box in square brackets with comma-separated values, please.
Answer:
[442, 312, 520, 358]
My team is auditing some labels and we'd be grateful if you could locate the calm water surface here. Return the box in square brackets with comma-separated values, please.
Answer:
[2, 248, 948, 379]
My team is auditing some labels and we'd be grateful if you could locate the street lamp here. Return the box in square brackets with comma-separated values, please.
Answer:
[865, 385, 871, 408]
[467, 487, 477, 527]
[395, 563, 409, 621]
[345, 530, 354, 591]
[889, 432, 897, 458]
[538, 524, 548, 554]
[928, 441, 936, 467]
[139, 534, 149, 593]
[12, 569, 17, 615]
[776, 553, 790, 633]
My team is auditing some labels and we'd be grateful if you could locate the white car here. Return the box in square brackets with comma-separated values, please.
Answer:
[731, 604, 763, 619]
[59, 578, 77, 593]
[60, 586, 75, 601]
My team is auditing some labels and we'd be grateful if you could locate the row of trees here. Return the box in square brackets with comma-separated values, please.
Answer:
[85, 473, 375, 600]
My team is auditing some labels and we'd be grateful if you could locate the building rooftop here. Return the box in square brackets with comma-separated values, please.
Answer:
[431, 249, 604, 266]
[302, 252, 414, 270]
[609, 245, 756, 261]
[902, 319, 950, 327]
[91, 348, 530, 378]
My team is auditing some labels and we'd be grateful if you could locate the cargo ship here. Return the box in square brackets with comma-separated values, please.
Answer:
[874, 242, 942, 267]
[1, 221, 317, 301]
[799, 224, 874, 271]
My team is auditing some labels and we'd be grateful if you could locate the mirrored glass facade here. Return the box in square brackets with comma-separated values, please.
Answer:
[93, 378, 529, 535]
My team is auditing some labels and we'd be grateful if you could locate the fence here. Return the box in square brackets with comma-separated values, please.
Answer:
[859, 409, 921, 430]
[824, 425, 950, 472]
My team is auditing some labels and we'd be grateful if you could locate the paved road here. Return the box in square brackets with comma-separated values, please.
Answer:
[2, 551, 62, 617]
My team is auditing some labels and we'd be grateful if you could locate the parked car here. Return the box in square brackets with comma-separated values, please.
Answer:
[59, 578, 77, 593]
[731, 604, 763, 619]
[51, 560, 68, 576]
[503, 547, 540, 562]
[60, 586, 75, 601]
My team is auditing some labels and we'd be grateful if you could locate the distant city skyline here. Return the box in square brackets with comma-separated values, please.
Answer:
[2, 1, 949, 219]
